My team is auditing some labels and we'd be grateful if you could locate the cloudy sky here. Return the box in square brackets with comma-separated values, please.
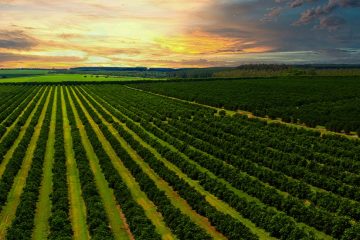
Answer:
[0, 0, 359, 68]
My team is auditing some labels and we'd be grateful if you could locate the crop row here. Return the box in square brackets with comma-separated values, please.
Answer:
[71, 87, 228, 239]
[86, 85, 360, 211]
[130, 77, 360, 133]
[64, 88, 114, 239]
[6, 87, 54, 239]
[48, 87, 72, 239]
[0, 87, 44, 152]
[79, 86, 318, 239]
[196, 116, 360, 184]
[69, 87, 162, 239]
[0, 87, 38, 128]
[83, 85, 360, 239]
[164, 118, 360, 216]
[0, 84, 358, 239]
[0, 87, 49, 209]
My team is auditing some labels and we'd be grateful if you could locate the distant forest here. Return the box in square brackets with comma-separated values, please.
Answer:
[2, 65, 360, 79]
[54, 64, 360, 79]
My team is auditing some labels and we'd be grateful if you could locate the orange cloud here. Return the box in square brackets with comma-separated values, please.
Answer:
[156, 31, 237, 55]
[243, 46, 274, 53]
[0, 0, 295, 68]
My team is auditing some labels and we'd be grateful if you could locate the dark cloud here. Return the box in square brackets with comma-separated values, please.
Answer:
[1, 0, 359, 65]
[316, 15, 346, 31]
[294, 0, 360, 26]
[313, 48, 360, 63]
[288, 0, 318, 8]
[231, 48, 360, 64]
[0, 30, 38, 50]
[262, 7, 284, 22]
[0, 52, 83, 63]
[0, 52, 30, 62]
[191, 0, 360, 64]
[108, 56, 229, 67]
[316, 48, 355, 57]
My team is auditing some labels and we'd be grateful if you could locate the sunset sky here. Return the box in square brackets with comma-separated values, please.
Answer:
[0, 0, 359, 68]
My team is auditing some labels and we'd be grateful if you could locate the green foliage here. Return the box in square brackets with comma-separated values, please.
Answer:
[86, 84, 360, 239]
[71, 89, 163, 239]
[0, 88, 49, 208]
[0, 83, 359, 240]
[133, 76, 360, 133]
[48, 88, 72, 239]
[64, 89, 114, 239]
[218, 110, 226, 116]
[0, 69, 49, 78]
[0, 74, 161, 83]
[6, 88, 54, 240]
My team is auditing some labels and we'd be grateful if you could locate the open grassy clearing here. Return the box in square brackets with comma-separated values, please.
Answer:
[32, 87, 58, 239]
[0, 87, 52, 238]
[60, 87, 89, 240]
[65, 86, 135, 240]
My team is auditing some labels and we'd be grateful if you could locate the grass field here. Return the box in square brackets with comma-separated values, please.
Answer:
[0, 73, 162, 83]
[0, 81, 359, 239]
[0, 69, 50, 78]
[0, 69, 49, 74]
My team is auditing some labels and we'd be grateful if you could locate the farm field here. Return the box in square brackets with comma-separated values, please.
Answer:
[0, 74, 162, 83]
[0, 69, 50, 78]
[0, 83, 359, 239]
[132, 76, 360, 135]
